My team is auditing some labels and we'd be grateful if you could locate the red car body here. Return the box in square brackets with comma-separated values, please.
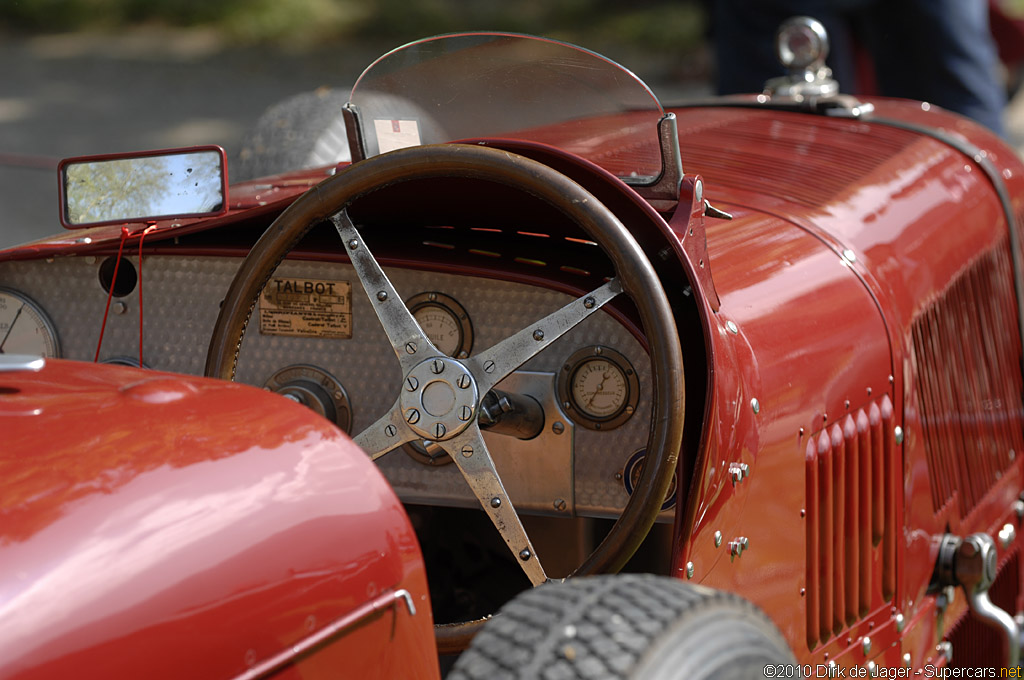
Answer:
[1, 360, 439, 679]
[1, 30, 1022, 676]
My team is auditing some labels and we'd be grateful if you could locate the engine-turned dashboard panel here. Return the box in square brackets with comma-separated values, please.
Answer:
[0, 254, 663, 520]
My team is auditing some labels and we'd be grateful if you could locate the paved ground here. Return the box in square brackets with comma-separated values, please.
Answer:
[2, 26, 1023, 250]
[0, 28, 392, 248]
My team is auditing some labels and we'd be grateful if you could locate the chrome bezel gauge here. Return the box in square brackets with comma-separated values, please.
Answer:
[556, 345, 639, 431]
[406, 291, 474, 358]
[0, 287, 61, 358]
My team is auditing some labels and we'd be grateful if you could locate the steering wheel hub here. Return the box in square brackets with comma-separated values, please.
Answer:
[400, 356, 478, 440]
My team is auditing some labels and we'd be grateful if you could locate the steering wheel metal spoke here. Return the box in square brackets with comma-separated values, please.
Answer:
[468, 277, 623, 395]
[332, 211, 439, 373]
[353, 400, 421, 459]
[208, 144, 685, 654]
[440, 427, 548, 586]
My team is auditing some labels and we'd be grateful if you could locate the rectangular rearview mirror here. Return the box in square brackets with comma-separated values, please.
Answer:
[58, 146, 228, 228]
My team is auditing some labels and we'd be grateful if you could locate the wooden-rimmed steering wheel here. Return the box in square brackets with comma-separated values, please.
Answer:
[205, 143, 685, 652]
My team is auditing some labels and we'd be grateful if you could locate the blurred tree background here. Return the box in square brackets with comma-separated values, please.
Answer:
[0, 0, 707, 60]
[0, 0, 710, 247]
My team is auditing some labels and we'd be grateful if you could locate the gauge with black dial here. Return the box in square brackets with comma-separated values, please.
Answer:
[406, 291, 473, 358]
[557, 346, 639, 430]
[0, 288, 60, 357]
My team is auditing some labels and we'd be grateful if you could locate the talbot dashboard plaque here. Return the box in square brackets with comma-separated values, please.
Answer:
[260, 278, 352, 338]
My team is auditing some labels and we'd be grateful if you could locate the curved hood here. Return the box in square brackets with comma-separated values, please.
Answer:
[0, 359, 434, 679]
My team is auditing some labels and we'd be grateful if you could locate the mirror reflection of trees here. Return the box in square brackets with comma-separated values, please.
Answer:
[64, 152, 223, 225]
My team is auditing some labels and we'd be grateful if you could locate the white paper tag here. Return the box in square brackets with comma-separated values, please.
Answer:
[374, 119, 421, 153]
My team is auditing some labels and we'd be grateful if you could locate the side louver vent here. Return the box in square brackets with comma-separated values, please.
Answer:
[911, 244, 1023, 517]
[805, 395, 897, 650]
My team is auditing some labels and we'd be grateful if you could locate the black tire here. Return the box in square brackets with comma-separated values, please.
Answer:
[234, 88, 350, 181]
[449, 574, 796, 680]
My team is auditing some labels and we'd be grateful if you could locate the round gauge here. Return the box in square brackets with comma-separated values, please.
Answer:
[265, 364, 352, 433]
[557, 346, 639, 431]
[0, 288, 60, 357]
[623, 449, 677, 511]
[406, 291, 473, 358]
[100, 356, 147, 368]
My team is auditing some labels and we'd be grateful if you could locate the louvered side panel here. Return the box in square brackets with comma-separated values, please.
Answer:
[842, 415, 859, 626]
[911, 243, 1024, 519]
[818, 430, 834, 644]
[881, 395, 896, 601]
[806, 438, 821, 650]
[806, 398, 896, 649]
[855, 410, 871, 617]
[831, 423, 846, 634]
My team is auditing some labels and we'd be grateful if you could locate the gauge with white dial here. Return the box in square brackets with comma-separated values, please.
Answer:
[0, 288, 60, 358]
[557, 346, 639, 430]
[406, 291, 473, 358]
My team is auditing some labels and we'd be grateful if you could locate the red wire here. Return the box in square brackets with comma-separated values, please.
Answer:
[94, 227, 131, 362]
[137, 224, 157, 367]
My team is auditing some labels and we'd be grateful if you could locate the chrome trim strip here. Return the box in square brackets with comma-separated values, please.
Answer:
[232, 588, 419, 680]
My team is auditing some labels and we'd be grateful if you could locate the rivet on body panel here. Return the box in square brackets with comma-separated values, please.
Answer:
[685, 562, 694, 579]
[894, 426, 904, 444]
[902, 653, 912, 668]
[729, 462, 750, 484]
[728, 537, 749, 560]
[937, 641, 953, 663]
[714, 531, 723, 547]
[842, 249, 857, 263]
[866, 661, 877, 677]
[999, 523, 1016, 549]
[726, 320, 739, 334]
[863, 636, 871, 655]
[751, 398, 760, 414]
[894, 612, 905, 632]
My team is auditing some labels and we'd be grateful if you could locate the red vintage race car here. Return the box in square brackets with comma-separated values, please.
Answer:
[2, 23, 1022, 678]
